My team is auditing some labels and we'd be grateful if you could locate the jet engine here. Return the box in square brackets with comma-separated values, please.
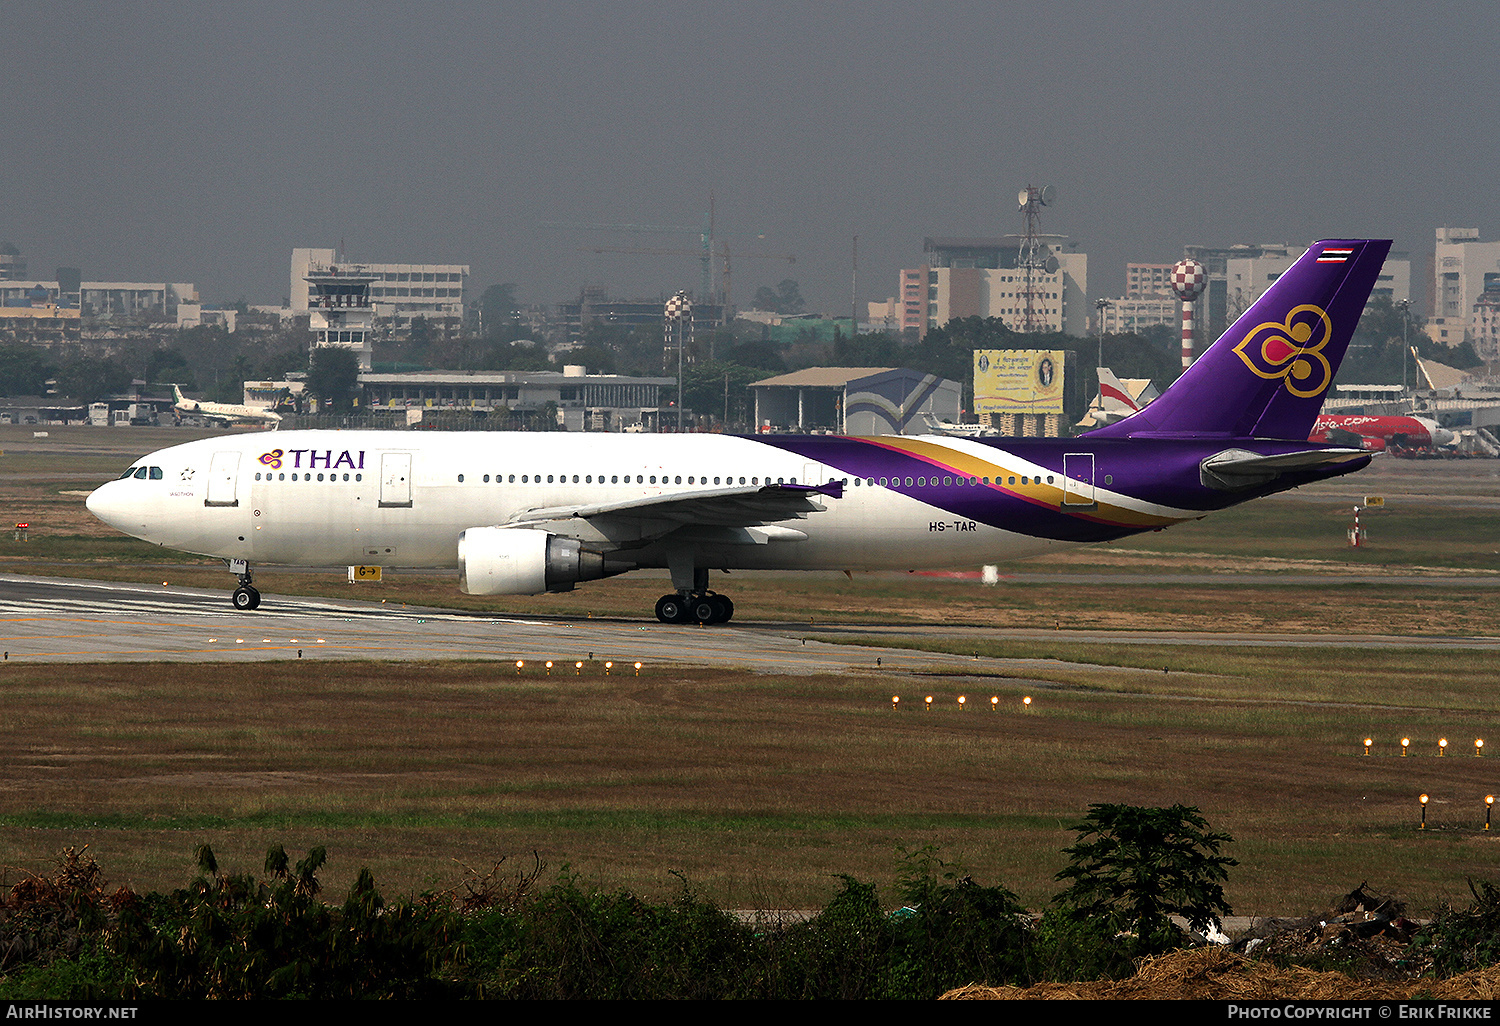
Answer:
[458, 527, 624, 595]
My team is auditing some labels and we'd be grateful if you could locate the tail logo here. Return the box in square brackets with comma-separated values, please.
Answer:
[1231, 304, 1334, 399]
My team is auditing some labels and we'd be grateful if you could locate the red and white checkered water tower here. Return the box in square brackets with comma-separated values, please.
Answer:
[1170, 258, 1207, 369]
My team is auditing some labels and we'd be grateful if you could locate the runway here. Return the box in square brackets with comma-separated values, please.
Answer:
[3, 573, 1496, 680]
[0, 572, 1010, 676]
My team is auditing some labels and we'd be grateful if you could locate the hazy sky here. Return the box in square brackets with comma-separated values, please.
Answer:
[5, 1, 1496, 315]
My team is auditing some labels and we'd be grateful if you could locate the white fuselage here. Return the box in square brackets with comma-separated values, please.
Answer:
[85, 429, 1128, 573]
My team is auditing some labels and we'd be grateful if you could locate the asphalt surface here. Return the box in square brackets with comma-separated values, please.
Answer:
[3, 573, 1497, 678]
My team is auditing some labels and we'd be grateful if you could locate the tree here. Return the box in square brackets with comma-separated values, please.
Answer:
[0, 342, 54, 395]
[477, 283, 520, 335]
[307, 347, 361, 412]
[1053, 803, 1235, 951]
[752, 279, 805, 315]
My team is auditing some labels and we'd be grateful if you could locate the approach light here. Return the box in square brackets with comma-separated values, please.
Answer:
[1440, 738, 1449, 756]
[891, 695, 900, 709]
[1419, 792, 1430, 831]
[1023, 696, 1033, 709]
[576, 661, 583, 675]
[1488, 796, 1495, 832]
[991, 696, 999, 711]
[1401, 737, 1411, 757]
[516, 660, 524, 674]
[605, 661, 613, 675]
[546, 661, 553, 675]
[1363, 738, 1373, 756]
[958, 695, 966, 710]
[634, 662, 642, 676]
[924, 695, 933, 711]
[1478, 739, 1486, 756]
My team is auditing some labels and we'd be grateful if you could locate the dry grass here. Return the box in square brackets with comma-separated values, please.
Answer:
[1, 657, 1499, 914]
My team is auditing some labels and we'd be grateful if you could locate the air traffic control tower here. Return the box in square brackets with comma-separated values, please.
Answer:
[305, 263, 376, 371]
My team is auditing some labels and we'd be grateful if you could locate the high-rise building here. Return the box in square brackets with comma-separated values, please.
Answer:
[898, 236, 1088, 338]
[1431, 228, 1500, 348]
[290, 248, 469, 338]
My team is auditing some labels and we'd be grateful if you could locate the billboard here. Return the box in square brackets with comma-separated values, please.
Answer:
[973, 349, 1067, 415]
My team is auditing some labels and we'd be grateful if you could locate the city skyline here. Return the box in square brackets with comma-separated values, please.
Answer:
[4, 1, 1495, 315]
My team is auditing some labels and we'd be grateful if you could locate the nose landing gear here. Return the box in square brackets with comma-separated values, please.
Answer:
[655, 592, 734, 625]
[228, 559, 261, 610]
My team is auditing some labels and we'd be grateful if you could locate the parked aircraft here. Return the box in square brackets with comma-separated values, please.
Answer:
[90, 240, 1389, 623]
[919, 413, 998, 437]
[1078, 367, 1151, 428]
[1309, 414, 1453, 451]
[173, 385, 282, 428]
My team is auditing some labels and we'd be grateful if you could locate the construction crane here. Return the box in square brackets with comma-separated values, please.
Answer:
[542, 219, 714, 307]
[576, 243, 796, 321]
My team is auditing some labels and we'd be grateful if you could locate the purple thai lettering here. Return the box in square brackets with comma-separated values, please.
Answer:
[333, 451, 356, 470]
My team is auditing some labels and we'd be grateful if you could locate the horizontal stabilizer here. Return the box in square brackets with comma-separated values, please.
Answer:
[1200, 447, 1368, 491]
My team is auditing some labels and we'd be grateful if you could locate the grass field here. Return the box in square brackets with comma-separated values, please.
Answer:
[3, 426, 1500, 917]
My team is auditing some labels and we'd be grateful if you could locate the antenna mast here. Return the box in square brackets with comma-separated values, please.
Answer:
[1017, 184, 1056, 333]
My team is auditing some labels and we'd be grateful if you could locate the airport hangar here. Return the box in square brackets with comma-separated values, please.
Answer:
[748, 367, 961, 434]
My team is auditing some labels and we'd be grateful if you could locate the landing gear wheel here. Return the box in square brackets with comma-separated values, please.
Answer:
[716, 595, 734, 623]
[655, 594, 690, 624]
[691, 598, 719, 624]
[232, 586, 261, 611]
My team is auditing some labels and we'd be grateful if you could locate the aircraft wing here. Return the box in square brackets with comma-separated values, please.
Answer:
[505, 480, 845, 530]
[1200, 447, 1368, 490]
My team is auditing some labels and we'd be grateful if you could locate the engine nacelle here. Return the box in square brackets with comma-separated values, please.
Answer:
[458, 527, 619, 595]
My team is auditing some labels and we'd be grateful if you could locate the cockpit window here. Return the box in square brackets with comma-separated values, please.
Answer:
[133, 467, 148, 479]
[149, 467, 163, 480]
[120, 467, 139, 479]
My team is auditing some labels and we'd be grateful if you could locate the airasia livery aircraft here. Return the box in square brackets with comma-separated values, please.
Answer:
[1309, 414, 1453, 451]
[90, 240, 1389, 624]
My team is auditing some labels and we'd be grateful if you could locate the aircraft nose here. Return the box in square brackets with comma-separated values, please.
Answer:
[85, 480, 136, 533]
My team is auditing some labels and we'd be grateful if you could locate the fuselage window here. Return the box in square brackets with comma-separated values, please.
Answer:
[943, 476, 952, 486]
[1046, 475, 1054, 484]
[1104, 474, 1113, 485]
[483, 474, 490, 483]
[317, 473, 325, 481]
[572, 475, 579, 483]
[1008, 476, 1016, 485]
[457, 474, 464, 483]
[674, 475, 681, 484]
[255, 472, 261, 481]
[291, 473, 298, 481]
[904, 477, 913, 487]
[278, 473, 285, 481]
[547, 475, 554, 483]
[917, 477, 926, 486]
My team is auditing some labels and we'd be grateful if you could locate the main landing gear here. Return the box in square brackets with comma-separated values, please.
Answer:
[229, 560, 261, 611]
[655, 592, 734, 625]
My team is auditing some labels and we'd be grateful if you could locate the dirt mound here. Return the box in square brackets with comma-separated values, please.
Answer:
[943, 946, 1500, 1000]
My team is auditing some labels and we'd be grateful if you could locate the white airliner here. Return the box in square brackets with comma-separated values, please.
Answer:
[173, 385, 282, 427]
[87, 240, 1391, 625]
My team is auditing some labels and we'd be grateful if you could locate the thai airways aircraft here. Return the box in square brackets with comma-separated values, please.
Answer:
[1309, 414, 1454, 451]
[90, 240, 1389, 623]
[173, 385, 282, 428]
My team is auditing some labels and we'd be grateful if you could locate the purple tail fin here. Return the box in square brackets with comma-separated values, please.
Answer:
[1089, 239, 1392, 440]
